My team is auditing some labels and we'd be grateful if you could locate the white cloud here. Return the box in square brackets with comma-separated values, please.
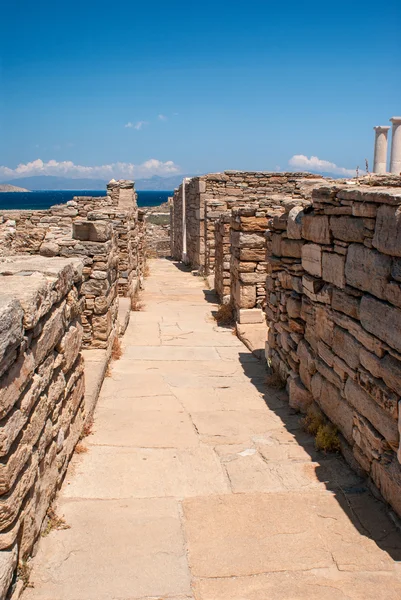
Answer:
[125, 121, 148, 130]
[0, 158, 181, 181]
[288, 154, 357, 176]
[158, 114, 167, 121]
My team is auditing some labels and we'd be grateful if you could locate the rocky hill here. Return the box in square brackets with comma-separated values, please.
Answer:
[0, 183, 30, 192]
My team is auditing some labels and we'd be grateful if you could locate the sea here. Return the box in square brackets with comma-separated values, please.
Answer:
[0, 190, 173, 211]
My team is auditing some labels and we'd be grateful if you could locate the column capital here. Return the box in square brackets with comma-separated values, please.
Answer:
[390, 116, 401, 124]
[374, 125, 390, 131]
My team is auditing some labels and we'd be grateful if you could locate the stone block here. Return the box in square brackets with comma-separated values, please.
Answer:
[373, 204, 401, 257]
[345, 244, 391, 300]
[240, 248, 266, 261]
[56, 322, 83, 373]
[0, 297, 23, 377]
[360, 295, 401, 354]
[344, 378, 398, 449]
[332, 288, 360, 319]
[332, 326, 361, 370]
[287, 206, 304, 239]
[32, 304, 66, 367]
[281, 239, 303, 258]
[0, 545, 17, 600]
[286, 296, 302, 319]
[330, 216, 365, 243]
[322, 252, 345, 289]
[311, 372, 354, 443]
[372, 457, 401, 516]
[302, 215, 331, 244]
[289, 377, 313, 413]
[239, 272, 266, 284]
[302, 244, 322, 277]
[239, 216, 269, 231]
[237, 309, 264, 324]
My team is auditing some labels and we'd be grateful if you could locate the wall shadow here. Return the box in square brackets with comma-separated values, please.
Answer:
[237, 350, 401, 562]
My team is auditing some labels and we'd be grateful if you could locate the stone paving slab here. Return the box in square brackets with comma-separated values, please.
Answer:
[89, 407, 199, 448]
[182, 493, 395, 577]
[23, 498, 191, 600]
[123, 345, 221, 361]
[63, 446, 229, 499]
[193, 569, 401, 600]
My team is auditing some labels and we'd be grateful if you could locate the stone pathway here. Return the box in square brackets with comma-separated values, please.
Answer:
[24, 259, 401, 600]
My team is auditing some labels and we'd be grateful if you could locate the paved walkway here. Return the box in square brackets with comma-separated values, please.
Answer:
[25, 259, 401, 600]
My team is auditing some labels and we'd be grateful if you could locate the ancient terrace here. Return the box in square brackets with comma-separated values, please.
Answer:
[1, 174, 401, 599]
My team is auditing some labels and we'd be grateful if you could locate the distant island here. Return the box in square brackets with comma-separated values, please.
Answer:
[0, 183, 30, 192]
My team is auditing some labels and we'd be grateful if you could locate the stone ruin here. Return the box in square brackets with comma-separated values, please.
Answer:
[170, 170, 401, 520]
[0, 181, 148, 598]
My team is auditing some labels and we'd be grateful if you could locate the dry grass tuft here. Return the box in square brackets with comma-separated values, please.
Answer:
[111, 336, 122, 361]
[74, 442, 88, 454]
[80, 418, 94, 439]
[302, 405, 325, 436]
[105, 364, 112, 378]
[18, 561, 33, 590]
[42, 507, 70, 537]
[315, 423, 341, 453]
[213, 303, 234, 326]
[131, 291, 145, 311]
[265, 371, 286, 390]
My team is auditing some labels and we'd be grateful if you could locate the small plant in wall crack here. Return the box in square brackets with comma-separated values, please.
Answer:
[18, 560, 34, 590]
[42, 507, 70, 537]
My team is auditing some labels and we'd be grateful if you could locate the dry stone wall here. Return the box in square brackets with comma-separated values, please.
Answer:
[265, 181, 401, 516]
[0, 256, 85, 598]
[0, 181, 146, 349]
[170, 172, 325, 274]
[214, 214, 231, 302]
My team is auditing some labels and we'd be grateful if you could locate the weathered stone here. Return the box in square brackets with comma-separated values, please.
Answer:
[289, 377, 313, 413]
[330, 216, 365, 242]
[0, 298, 23, 379]
[311, 372, 354, 443]
[73, 220, 113, 243]
[287, 206, 304, 239]
[344, 379, 399, 448]
[237, 309, 264, 324]
[360, 295, 401, 353]
[372, 457, 401, 516]
[302, 244, 322, 277]
[345, 244, 391, 300]
[302, 215, 331, 244]
[332, 326, 361, 370]
[332, 288, 360, 319]
[322, 252, 345, 288]
[0, 545, 17, 600]
[373, 204, 401, 257]
[287, 296, 302, 319]
[239, 216, 269, 231]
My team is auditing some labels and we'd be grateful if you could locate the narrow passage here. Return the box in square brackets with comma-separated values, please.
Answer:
[25, 259, 401, 600]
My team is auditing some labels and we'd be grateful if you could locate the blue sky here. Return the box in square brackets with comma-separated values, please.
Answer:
[0, 0, 400, 181]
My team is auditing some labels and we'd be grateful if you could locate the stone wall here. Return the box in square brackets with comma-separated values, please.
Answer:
[0, 256, 85, 597]
[170, 172, 324, 273]
[265, 181, 401, 516]
[170, 186, 183, 261]
[230, 201, 285, 316]
[214, 214, 231, 303]
[0, 181, 145, 348]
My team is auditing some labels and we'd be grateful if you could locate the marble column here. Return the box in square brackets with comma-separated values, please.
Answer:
[390, 117, 401, 175]
[373, 126, 390, 174]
